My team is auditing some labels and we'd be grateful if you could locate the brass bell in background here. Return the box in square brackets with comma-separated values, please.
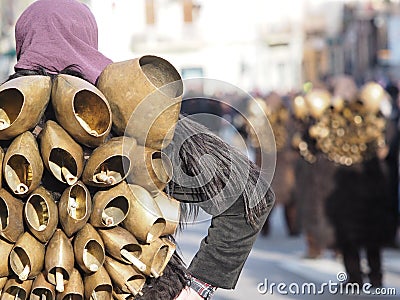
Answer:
[293, 95, 309, 120]
[359, 81, 386, 114]
[58, 181, 92, 237]
[38, 121, 84, 186]
[331, 95, 345, 112]
[55, 268, 84, 300]
[153, 192, 181, 236]
[0, 75, 51, 140]
[24, 186, 58, 243]
[139, 237, 176, 278]
[305, 89, 331, 119]
[248, 97, 268, 118]
[82, 137, 136, 188]
[1, 277, 33, 300]
[97, 55, 183, 150]
[3, 131, 43, 197]
[51, 74, 112, 148]
[0, 189, 24, 243]
[103, 256, 145, 297]
[73, 224, 105, 274]
[9, 232, 45, 281]
[98, 226, 146, 273]
[0, 238, 14, 277]
[89, 182, 130, 228]
[83, 265, 112, 300]
[45, 229, 74, 293]
[122, 184, 166, 244]
[126, 145, 173, 196]
[30, 272, 56, 300]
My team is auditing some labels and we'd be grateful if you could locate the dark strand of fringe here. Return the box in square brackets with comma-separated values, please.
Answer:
[166, 115, 274, 227]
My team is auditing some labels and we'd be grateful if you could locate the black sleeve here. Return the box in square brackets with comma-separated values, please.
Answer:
[185, 195, 269, 289]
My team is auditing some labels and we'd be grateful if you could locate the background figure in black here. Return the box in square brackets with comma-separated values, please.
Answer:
[325, 82, 397, 287]
[326, 156, 392, 286]
[384, 80, 399, 245]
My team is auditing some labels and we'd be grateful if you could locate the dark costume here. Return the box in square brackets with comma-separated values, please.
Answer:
[319, 81, 397, 287]
[325, 157, 392, 286]
[290, 92, 336, 258]
[293, 153, 335, 257]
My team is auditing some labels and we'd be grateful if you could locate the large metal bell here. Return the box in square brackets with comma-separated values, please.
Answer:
[0, 75, 51, 140]
[97, 55, 183, 150]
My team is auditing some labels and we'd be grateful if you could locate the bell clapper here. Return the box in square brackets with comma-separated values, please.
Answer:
[147, 233, 154, 243]
[19, 264, 30, 281]
[120, 249, 146, 272]
[0, 108, 10, 130]
[7, 167, 27, 194]
[0, 120, 10, 130]
[91, 291, 98, 300]
[150, 267, 160, 278]
[67, 196, 78, 219]
[41, 293, 46, 300]
[101, 211, 114, 226]
[15, 288, 21, 300]
[125, 282, 143, 297]
[95, 165, 116, 185]
[15, 183, 29, 195]
[89, 264, 99, 272]
[76, 114, 99, 137]
[55, 267, 64, 293]
[83, 248, 99, 272]
[61, 167, 77, 185]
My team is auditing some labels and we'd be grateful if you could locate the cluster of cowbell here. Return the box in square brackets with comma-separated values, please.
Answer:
[0, 55, 184, 299]
[246, 97, 289, 153]
[292, 82, 387, 165]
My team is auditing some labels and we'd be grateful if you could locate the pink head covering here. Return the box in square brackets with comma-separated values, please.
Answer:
[14, 0, 112, 84]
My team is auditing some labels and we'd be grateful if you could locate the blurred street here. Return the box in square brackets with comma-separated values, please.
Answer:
[177, 205, 400, 300]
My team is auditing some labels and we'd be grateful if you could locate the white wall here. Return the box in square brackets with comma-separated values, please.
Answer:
[86, 0, 335, 93]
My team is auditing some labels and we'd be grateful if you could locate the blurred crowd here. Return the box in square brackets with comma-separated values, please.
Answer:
[181, 73, 400, 288]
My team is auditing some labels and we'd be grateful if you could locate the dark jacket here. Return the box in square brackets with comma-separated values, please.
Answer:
[167, 116, 275, 289]
[174, 192, 271, 289]
[325, 157, 395, 247]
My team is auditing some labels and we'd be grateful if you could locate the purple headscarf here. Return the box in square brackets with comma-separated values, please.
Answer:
[14, 0, 112, 84]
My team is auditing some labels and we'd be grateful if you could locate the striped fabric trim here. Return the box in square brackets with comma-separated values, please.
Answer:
[186, 274, 217, 299]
